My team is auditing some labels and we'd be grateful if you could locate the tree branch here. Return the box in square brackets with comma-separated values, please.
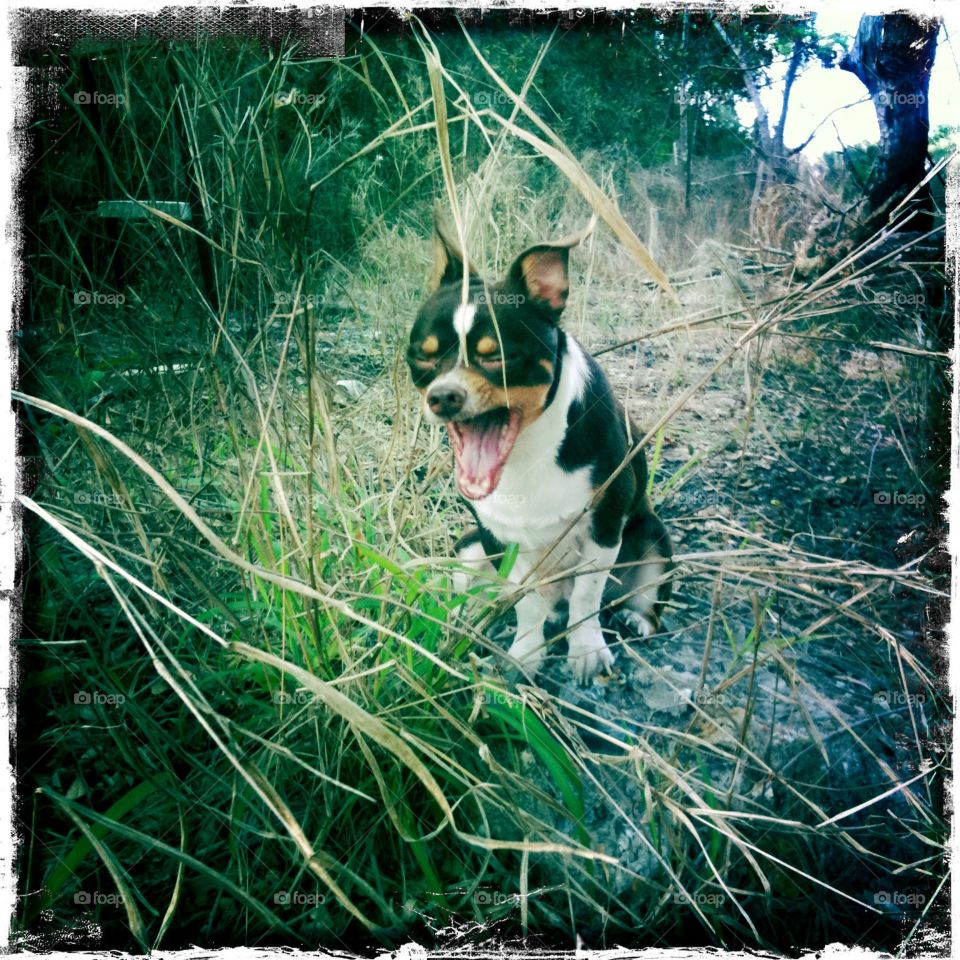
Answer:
[775, 34, 807, 153]
[786, 96, 872, 157]
[712, 16, 774, 156]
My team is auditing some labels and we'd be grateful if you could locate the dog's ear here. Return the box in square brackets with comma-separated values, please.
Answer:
[432, 206, 478, 289]
[506, 246, 571, 316]
[504, 216, 596, 321]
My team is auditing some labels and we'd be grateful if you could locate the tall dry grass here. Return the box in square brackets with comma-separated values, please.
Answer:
[16, 22, 949, 952]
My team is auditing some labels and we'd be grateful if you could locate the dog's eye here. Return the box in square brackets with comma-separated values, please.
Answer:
[478, 356, 503, 370]
[412, 356, 437, 370]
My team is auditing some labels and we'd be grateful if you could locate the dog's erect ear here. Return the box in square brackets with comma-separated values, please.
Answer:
[432, 205, 478, 289]
[507, 246, 571, 314]
[504, 216, 596, 320]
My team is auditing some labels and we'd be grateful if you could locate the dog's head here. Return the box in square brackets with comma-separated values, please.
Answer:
[407, 215, 589, 500]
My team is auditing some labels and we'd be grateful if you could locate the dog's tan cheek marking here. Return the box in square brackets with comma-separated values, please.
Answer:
[458, 370, 549, 426]
[422, 335, 439, 354]
[489, 384, 550, 428]
[461, 369, 496, 407]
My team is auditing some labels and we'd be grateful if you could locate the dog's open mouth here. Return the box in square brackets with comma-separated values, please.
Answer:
[447, 408, 522, 500]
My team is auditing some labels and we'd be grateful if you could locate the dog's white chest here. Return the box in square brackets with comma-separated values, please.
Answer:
[473, 455, 593, 550]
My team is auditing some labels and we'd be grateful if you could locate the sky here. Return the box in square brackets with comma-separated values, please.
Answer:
[735, 11, 960, 161]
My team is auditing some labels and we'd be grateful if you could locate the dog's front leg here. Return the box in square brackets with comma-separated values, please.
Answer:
[502, 551, 555, 677]
[566, 542, 619, 683]
[505, 590, 550, 677]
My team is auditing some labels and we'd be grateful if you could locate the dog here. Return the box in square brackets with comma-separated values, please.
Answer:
[406, 214, 672, 683]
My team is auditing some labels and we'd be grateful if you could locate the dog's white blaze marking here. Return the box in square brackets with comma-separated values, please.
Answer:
[452, 304, 476, 337]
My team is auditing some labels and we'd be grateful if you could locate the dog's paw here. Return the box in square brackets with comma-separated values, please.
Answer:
[610, 608, 656, 640]
[566, 626, 615, 684]
[506, 632, 547, 679]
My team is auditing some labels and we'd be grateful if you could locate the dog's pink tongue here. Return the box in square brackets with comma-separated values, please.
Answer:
[451, 419, 508, 500]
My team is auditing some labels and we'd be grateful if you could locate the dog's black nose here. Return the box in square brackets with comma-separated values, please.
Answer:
[427, 384, 466, 419]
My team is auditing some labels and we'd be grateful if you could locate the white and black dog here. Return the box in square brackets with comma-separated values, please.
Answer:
[407, 215, 672, 683]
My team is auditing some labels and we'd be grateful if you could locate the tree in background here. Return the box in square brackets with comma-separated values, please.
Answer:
[806, 14, 948, 499]
[795, 14, 942, 276]
[711, 14, 819, 180]
[840, 14, 940, 222]
[709, 13, 846, 244]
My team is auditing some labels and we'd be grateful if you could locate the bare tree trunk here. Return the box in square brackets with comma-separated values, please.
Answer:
[712, 18, 777, 164]
[798, 14, 941, 274]
[684, 67, 702, 212]
[712, 16, 809, 244]
[840, 14, 939, 221]
[840, 15, 947, 502]
[748, 158, 768, 236]
[773, 34, 807, 157]
[678, 12, 690, 206]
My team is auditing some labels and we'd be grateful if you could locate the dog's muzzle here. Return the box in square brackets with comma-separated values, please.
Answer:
[426, 382, 466, 420]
